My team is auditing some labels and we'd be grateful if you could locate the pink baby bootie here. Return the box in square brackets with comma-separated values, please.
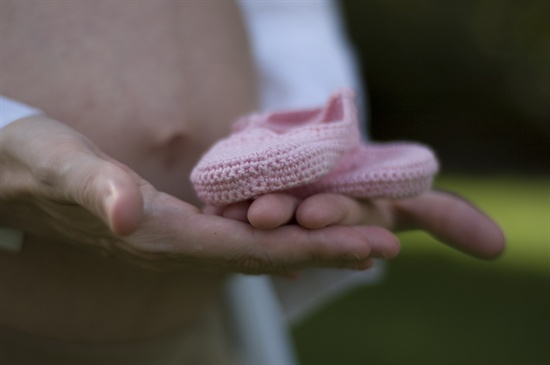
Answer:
[289, 142, 439, 199]
[191, 89, 361, 206]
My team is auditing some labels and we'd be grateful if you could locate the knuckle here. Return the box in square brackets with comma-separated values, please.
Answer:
[71, 160, 121, 209]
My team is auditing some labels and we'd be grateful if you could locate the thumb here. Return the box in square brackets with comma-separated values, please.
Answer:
[64, 155, 145, 236]
[2, 116, 144, 236]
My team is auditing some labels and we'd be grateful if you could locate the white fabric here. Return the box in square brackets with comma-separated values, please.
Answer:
[227, 1, 385, 364]
[239, 0, 361, 107]
[273, 262, 386, 324]
[237, 0, 384, 324]
[224, 275, 298, 365]
[227, 0, 385, 365]
[0, 96, 43, 129]
[239, 0, 368, 137]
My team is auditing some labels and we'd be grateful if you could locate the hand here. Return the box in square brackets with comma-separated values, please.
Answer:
[211, 190, 506, 260]
[0, 116, 398, 274]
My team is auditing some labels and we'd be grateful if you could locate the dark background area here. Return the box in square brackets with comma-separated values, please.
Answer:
[341, 0, 549, 174]
[293, 2, 549, 364]
[294, 253, 549, 365]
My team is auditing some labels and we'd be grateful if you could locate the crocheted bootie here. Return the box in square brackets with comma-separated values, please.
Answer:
[289, 142, 439, 199]
[191, 89, 361, 205]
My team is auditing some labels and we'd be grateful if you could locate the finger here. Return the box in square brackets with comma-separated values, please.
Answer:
[221, 201, 251, 223]
[296, 194, 360, 228]
[247, 193, 300, 229]
[352, 226, 401, 259]
[180, 214, 400, 274]
[392, 190, 506, 259]
[346, 258, 375, 271]
[61, 154, 144, 236]
[296, 193, 393, 229]
[2, 116, 144, 236]
[203, 205, 224, 216]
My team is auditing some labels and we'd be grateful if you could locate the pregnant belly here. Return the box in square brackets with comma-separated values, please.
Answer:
[0, 0, 257, 341]
[1, 0, 257, 202]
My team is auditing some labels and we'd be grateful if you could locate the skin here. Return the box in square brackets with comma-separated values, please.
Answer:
[0, 0, 504, 345]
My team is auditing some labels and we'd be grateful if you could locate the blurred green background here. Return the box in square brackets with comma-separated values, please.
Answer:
[292, 1, 549, 364]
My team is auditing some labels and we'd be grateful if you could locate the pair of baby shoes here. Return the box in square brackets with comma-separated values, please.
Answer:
[191, 89, 439, 206]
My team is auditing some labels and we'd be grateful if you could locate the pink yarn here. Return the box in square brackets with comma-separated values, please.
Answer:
[191, 88, 439, 206]
[191, 89, 360, 206]
[288, 143, 439, 199]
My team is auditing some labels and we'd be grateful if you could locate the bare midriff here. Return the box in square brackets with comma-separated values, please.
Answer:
[0, 0, 257, 341]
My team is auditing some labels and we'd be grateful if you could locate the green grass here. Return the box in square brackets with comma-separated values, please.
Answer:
[293, 174, 550, 365]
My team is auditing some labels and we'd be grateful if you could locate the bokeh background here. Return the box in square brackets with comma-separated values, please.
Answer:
[292, 1, 549, 364]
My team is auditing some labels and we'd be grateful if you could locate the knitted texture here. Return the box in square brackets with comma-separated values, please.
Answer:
[288, 143, 439, 199]
[191, 89, 360, 205]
